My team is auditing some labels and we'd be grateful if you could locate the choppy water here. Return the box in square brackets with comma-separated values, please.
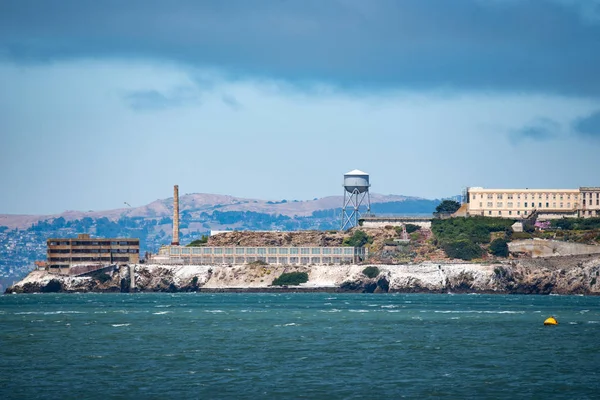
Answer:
[1, 293, 599, 399]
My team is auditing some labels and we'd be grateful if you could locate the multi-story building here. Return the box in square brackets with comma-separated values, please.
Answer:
[580, 187, 600, 217]
[47, 234, 139, 271]
[465, 187, 600, 219]
[151, 245, 366, 265]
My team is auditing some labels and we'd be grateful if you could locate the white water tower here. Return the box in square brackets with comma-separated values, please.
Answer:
[341, 169, 371, 230]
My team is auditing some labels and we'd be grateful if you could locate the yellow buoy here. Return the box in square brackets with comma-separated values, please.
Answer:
[544, 316, 558, 325]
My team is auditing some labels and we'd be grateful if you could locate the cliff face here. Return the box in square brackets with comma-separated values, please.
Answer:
[6, 255, 600, 295]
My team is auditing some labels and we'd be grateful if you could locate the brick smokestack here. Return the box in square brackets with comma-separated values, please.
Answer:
[171, 185, 180, 245]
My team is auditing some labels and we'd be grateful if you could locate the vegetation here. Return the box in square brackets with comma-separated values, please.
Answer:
[343, 230, 373, 247]
[441, 240, 483, 261]
[435, 200, 461, 214]
[187, 235, 209, 246]
[432, 217, 514, 245]
[551, 218, 600, 230]
[489, 238, 509, 257]
[272, 272, 309, 286]
[362, 266, 380, 279]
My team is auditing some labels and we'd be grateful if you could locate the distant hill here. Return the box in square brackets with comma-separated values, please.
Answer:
[0, 193, 437, 230]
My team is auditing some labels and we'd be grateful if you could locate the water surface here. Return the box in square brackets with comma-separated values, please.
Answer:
[1, 293, 598, 399]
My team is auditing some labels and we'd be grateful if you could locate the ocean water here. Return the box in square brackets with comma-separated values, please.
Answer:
[1, 293, 599, 399]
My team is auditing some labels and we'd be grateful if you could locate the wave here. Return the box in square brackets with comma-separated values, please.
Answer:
[111, 323, 131, 327]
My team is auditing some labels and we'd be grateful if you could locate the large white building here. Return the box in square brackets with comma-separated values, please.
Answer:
[465, 187, 600, 219]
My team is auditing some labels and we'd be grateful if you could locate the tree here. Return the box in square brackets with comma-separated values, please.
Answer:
[343, 230, 373, 247]
[435, 200, 461, 214]
[489, 238, 509, 257]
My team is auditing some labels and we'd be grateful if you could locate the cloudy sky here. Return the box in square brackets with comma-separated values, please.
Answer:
[1, 0, 599, 215]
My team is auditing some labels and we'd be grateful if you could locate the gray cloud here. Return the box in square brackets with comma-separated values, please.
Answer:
[511, 118, 560, 143]
[221, 95, 242, 111]
[1, 0, 600, 96]
[573, 110, 600, 138]
[123, 88, 198, 111]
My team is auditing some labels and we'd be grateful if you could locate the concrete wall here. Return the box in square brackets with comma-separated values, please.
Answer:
[508, 239, 600, 258]
[361, 217, 432, 229]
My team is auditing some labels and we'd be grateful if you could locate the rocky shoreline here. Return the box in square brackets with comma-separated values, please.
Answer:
[6, 254, 600, 295]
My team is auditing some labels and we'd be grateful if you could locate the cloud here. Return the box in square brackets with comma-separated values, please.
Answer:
[573, 110, 600, 138]
[1, 0, 600, 96]
[123, 87, 198, 111]
[510, 118, 560, 143]
[221, 94, 242, 111]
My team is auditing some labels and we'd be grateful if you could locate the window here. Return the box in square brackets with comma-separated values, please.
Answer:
[487, 202, 493, 207]
[546, 202, 549, 208]
[597, 200, 599, 206]
[498, 211, 502, 215]
[311, 248, 321, 255]
[507, 194, 513, 199]
[479, 202, 483, 207]
[507, 202, 513, 208]
[268, 248, 277, 254]
[214, 248, 223, 255]
[497, 194, 503, 200]
[517, 211, 521, 215]
[322, 248, 331, 255]
[568, 202, 571, 208]
[279, 248, 288, 255]
[290, 248, 299, 254]
[301, 248, 310, 255]
[488, 211, 492, 215]
[497, 202, 503, 208]
[517, 202, 520, 207]
[509, 211, 512, 215]
[539, 202, 542, 208]
[235, 248, 245, 255]
[525, 202, 528, 207]
[334, 248, 343, 255]
[553, 202, 556, 208]
[517, 194, 521, 199]
[246, 248, 255, 255]
[487, 194, 493, 199]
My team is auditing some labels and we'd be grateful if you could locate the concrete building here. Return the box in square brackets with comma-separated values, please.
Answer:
[465, 187, 600, 219]
[151, 245, 366, 265]
[47, 234, 140, 271]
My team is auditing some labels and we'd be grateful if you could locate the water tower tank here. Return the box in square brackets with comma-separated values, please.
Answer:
[344, 169, 370, 193]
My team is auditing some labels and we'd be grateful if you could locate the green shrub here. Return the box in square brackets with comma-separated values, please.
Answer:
[442, 240, 483, 261]
[511, 232, 533, 240]
[405, 224, 421, 233]
[187, 235, 209, 246]
[343, 230, 373, 247]
[362, 266, 380, 279]
[489, 238, 509, 257]
[432, 216, 515, 245]
[272, 272, 309, 286]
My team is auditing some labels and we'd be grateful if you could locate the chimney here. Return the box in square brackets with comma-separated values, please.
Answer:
[171, 185, 180, 245]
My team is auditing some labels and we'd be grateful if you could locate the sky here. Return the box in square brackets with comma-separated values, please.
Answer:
[1, 0, 600, 215]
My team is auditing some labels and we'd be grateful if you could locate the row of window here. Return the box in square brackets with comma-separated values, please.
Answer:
[167, 256, 356, 264]
[172, 247, 356, 256]
[482, 202, 574, 209]
[47, 256, 133, 262]
[48, 241, 139, 246]
[49, 249, 138, 254]
[475, 193, 577, 201]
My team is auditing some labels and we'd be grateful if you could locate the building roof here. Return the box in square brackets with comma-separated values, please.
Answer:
[345, 169, 368, 176]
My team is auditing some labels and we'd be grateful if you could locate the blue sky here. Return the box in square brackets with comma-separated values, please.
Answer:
[1, 0, 599, 214]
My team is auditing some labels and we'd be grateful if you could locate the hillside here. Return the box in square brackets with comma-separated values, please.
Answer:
[0, 192, 441, 284]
